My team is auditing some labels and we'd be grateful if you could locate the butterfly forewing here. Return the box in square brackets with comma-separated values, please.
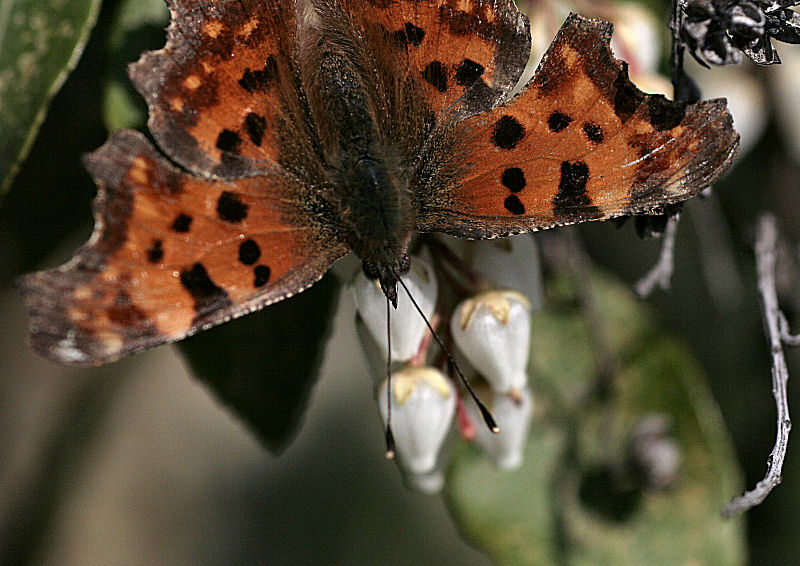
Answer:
[337, 0, 531, 120]
[132, 0, 324, 182]
[18, 131, 347, 365]
[418, 14, 739, 238]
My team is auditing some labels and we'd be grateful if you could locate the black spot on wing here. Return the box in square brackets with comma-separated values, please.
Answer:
[547, 111, 572, 132]
[254, 265, 271, 287]
[556, 161, 589, 200]
[583, 122, 604, 144]
[146, 239, 164, 264]
[504, 194, 525, 215]
[217, 191, 249, 223]
[405, 22, 425, 46]
[613, 65, 644, 123]
[491, 115, 525, 150]
[647, 95, 687, 131]
[455, 59, 484, 87]
[244, 112, 266, 146]
[216, 129, 242, 153]
[237, 56, 278, 93]
[180, 263, 232, 313]
[553, 161, 602, 220]
[501, 167, 526, 193]
[171, 213, 193, 233]
[238, 239, 261, 265]
[422, 61, 448, 92]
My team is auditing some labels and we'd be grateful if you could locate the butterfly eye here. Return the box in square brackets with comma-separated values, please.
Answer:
[377, 366, 456, 493]
[450, 290, 533, 395]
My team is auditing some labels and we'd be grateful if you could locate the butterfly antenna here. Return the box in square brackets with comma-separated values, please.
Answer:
[396, 276, 499, 434]
[384, 295, 396, 459]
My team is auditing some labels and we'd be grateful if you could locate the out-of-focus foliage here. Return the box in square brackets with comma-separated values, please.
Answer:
[103, 0, 167, 131]
[446, 272, 745, 566]
[0, 0, 102, 195]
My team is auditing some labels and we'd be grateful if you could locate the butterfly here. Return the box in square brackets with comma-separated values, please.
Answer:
[18, 0, 738, 366]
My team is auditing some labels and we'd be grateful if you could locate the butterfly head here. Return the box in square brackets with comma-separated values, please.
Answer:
[362, 253, 411, 309]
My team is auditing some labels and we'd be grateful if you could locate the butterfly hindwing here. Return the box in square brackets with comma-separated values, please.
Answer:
[17, 131, 347, 365]
[418, 14, 739, 237]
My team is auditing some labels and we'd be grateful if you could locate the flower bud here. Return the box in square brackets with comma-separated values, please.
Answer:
[450, 290, 532, 393]
[377, 366, 456, 477]
[458, 234, 543, 310]
[353, 258, 437, 362]
[609, 3, 662, 76]
[403, 469, 446, 494]
[464, 387, 533, 470]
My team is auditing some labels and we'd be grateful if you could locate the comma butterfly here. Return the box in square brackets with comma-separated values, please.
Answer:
[18, 0, 738, 365]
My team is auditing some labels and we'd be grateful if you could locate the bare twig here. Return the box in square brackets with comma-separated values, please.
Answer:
[723, 214, 793, 517]
[670, 0, 685, 95]
[778, 311, 800, 347]
[635, 215, 679, 298]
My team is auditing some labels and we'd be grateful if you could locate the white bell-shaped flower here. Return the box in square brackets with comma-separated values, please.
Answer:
[609, 3, 661, 76]
[377, 366, 456, 477]
[403, 468, 446, 494]
[353, 258, 437, 362]
[465, 234, 543, 311]
[450, 290, 532, 393]
[464, 387, 533, 470]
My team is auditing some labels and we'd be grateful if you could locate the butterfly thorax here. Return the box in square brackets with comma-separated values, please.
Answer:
[299, 0, 414, 302]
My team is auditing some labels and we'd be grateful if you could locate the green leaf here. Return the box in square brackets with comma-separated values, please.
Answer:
[177, 275, 340, 454]
[103, 0, 168, 132]
[446, 273, 745, 566]
[0, 0, 102, 195]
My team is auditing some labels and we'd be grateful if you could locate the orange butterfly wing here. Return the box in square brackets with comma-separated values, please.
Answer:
[337, 0, 531, 117]
[132, 0, 321, 181]
[418, 14, 739, 237]
[18, 131, 347, 365]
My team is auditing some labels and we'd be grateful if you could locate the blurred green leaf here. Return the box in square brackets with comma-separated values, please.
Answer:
[177, 275, 340, 454]
[103, 0, 168, 132]
[446, 273, 745, 566]
[0, 0, 102, 196]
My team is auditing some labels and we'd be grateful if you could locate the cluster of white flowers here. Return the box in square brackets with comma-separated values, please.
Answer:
[352, 254, 535, 493]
